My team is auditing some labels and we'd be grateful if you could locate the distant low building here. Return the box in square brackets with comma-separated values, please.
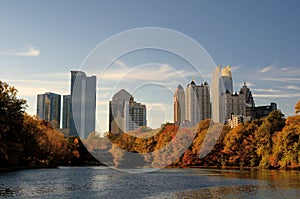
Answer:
[228, 114, 244, 129]
[250, 102, 277, 120]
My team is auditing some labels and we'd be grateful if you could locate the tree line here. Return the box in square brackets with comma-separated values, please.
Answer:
[1, 80, 300, 170]
[106, 102, 300, 169]
[0, 81, 96, 168]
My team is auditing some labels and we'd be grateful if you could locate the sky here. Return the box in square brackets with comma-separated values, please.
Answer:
[1, 0, 300, 134]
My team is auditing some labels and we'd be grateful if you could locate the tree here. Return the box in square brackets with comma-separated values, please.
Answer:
[223, 122, 258, 167]
[256, 110, 285, 168]
[0, 81, 27, 166]
[272, 115, 300, 169]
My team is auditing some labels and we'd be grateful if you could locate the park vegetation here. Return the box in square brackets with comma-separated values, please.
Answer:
[106, 102, 300, 169]
[1, 80, 300, 170]
[0, 81, 97, 169]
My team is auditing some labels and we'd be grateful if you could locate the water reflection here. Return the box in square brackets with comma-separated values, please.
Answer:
[0, 168, 300, 198]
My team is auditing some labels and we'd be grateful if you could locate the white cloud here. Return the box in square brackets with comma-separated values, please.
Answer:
[100, 64, 195, 83]
[0, 45, 40, 57]
[253, 93, 300, 98]
[15, 46, 40, 56]
[285, 85, 300, 90]
[259, 65, 274, 73]
[114, 60, 128, 69]
[231, 65, 241, 71]
[254, 88, 281, 93]
[263, 77, 300, 83]
[97, 100, 109, 106]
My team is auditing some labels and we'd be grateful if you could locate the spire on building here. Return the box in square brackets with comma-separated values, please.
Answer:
[221, 65, 232, 77]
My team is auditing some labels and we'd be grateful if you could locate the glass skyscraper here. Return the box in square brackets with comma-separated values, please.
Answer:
[69, 71, 96, 138]
[37, 92, 61, 128]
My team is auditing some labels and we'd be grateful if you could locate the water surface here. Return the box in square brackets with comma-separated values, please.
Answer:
[0, 167, 299, 198]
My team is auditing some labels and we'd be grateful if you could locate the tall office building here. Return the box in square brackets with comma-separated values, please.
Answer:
[69, 71, 96, 138]
[212, 66, 225, 123]
[109, 89, 147, 134]
[62, 95, 71, 128]
[221, 65, 233, 94]
[37, 92, 61, 128]
[212, 65, 236, 123]
[174, 84, 185, 124]
[185, 80, 211, 127]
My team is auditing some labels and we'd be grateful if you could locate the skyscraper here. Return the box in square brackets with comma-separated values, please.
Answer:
[185, 80, 211, 126]
[69, 71, 96, 138]
[212, 65, 235, 123]
[212, 66, 224, 123]
[221, 65, 233, 94]
[174, 84, 185, 124]
[109, 89, 147, 134]
[37, 92, 61, 128]
[62, 95, 71, 128]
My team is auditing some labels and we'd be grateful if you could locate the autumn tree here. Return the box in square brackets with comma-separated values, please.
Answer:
[223, 122, 259, 167]
[256, 110, 285, 168]
[271, 115, 300, 169]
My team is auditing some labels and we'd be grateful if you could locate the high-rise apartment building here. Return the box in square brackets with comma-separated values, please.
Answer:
[174, 84, 185, 124]
[62, 95, 71, 128]
[185, 80, 211, 126]
[37, 92, 61, 128]
[109, 89, 146, 134]
[225, 91, 246, 120]
[69, 71, 96, 138]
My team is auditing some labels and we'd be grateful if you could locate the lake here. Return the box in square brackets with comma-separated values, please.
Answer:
[0, 167, 300, 198]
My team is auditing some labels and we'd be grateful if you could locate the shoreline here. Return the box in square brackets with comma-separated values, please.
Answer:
[1, 164, 299, 173]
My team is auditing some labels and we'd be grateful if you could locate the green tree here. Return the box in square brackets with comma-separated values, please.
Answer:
[0, 81, 27, 166]
[256, 110, 285, 168]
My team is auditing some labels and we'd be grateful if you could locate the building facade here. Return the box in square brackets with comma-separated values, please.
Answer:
[69, 71, 96, 138]
[240, 82, 255, 108]
[228, 114, 244, 129]
[251, 102, 277, 119]
[174, 84, 185, 124]
[62, 95, 71, 128]
[212, 65, 230, 123]
[185, 80, 211, 126]
[109, 89, 147, 134]
[225, 91, 246, 121]
[37, 92, 61, 128]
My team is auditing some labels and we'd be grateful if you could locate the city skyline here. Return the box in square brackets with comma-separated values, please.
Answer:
[1, 1, 300, 133]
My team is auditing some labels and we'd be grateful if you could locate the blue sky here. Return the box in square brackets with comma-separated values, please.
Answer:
[1, 1, 300, 133]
